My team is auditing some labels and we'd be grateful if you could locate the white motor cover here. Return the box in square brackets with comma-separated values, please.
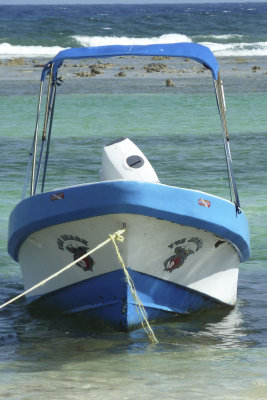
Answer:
[99, 138, 159, 183]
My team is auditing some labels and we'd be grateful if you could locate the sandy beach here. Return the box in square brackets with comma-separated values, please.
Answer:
[1, 55, 267, 96]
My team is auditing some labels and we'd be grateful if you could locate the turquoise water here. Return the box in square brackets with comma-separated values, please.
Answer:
[1, 74, 267, 398]
[1, 3, 267, 397]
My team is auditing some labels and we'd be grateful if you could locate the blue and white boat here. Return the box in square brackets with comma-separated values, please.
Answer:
[8, 43, 250, 330]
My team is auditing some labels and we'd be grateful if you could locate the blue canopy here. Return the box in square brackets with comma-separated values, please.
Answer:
[48, 42, 219, 80]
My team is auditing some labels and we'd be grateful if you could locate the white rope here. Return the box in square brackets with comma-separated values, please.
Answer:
[1, 227, 159, 344]
[109, 233, 158, 344]
[0, 229, 125, 310]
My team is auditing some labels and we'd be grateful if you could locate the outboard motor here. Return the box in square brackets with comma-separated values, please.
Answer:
[99, 137, 159, 183]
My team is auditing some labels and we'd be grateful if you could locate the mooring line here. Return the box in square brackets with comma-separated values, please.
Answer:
[0, 229, 125, 311]
[109, 233, 158, 344]
[1, 228, 158, 343]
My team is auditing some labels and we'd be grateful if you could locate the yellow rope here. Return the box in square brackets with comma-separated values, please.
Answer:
[109, 233, 158, 344]
[1, 228, 158, 344]
[0, 229, 125, 311]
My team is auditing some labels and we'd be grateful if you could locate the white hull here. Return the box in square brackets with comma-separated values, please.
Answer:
[19, 213, 239, 306]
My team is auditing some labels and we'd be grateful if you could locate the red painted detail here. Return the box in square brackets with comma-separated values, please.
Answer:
[50, 192, 64, 201]
[198, 198, 211, 208]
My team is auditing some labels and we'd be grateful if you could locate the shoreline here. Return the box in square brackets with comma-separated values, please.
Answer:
[1, 55, 267, 95]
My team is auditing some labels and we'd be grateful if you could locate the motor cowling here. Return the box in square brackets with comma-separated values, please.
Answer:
[99, 137, 159, 183]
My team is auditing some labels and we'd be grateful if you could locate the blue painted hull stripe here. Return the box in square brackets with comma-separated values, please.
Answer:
[27, 270, 225, 329]
[8, 181, 250, 262]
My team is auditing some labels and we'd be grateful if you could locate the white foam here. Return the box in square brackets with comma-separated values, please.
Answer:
[71, 33, 192, 47]
[1, 36, 267, 60]
[71, 34, 267, 57]
[200, 41, 267, 57]
[0, 42, 65, 59]
[199, 34, 244, 40]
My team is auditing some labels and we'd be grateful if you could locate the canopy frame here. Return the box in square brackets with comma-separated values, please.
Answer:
[23, 43, 240, 211]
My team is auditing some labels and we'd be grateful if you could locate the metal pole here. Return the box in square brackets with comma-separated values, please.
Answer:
[34, 80, 56, 194]
[32, 64, 54, 195]
[214, 75, 240, 210]
[42, 64, 54, 142]
[29, 79, 44, 197]
[41, 81, 57, 192]
[22, 142, 34, 200]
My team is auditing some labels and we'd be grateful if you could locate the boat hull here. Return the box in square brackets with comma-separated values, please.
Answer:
[18, 213, 239, 329]
[8, 181, 250, 329]
[30, 270, 226, 330]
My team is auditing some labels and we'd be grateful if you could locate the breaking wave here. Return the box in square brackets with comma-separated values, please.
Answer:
[198, 34, 245, 41]
[71, 33, 192, 47]
[201, 41, 267, 57]
[0, 43, 64, 59]
[1, 34, 267, 59]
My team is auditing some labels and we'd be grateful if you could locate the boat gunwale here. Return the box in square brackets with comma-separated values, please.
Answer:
[8, 180, 250, 263]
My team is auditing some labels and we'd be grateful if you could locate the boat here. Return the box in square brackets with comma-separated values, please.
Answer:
[7, 43, 250, 330]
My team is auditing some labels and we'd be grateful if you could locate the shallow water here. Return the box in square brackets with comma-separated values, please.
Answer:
[1, 14, 267, 399]
[0, 272, 267, 399]
[1, 82, 267, 398]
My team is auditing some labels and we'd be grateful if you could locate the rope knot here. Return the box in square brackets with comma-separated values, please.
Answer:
[109, 228, 125, 243]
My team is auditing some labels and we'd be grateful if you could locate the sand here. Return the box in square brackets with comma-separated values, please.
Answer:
[0, 55, 267, 96]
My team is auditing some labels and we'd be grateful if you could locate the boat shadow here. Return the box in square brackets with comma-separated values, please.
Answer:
[27, 300, 234, 337]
